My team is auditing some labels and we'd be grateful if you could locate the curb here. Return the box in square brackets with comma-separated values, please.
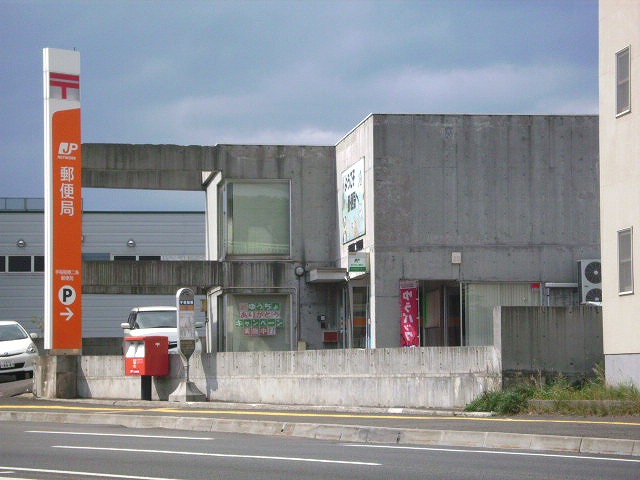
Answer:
[1, 410, 638, 457]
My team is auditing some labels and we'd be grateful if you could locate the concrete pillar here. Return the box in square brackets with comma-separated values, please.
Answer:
[34, 355, 78, 399]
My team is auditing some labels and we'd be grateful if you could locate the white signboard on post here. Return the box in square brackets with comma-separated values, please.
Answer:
[176, 288, 197, 361]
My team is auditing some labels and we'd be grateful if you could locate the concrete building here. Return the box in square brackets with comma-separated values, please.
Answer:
[335, 114, 599, 349]
[77, 114, 600, 354]
[1, 114, 600, 357]
[599, 0, 640, 387]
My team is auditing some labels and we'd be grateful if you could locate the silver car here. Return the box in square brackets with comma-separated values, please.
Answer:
[121, 306, 203, 354]
[0, 321, 39, 381]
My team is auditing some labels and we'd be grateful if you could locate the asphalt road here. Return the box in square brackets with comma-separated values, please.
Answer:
[1, 393, 639, 441]
[1, 378, 640, 459]
[1, 420, 639, 480]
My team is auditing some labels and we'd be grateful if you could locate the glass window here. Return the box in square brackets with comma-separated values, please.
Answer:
[113, 255, 136, 261]
[224, 294, 290, 351]
[616, 47, 631, 116]
[618, 228, 633, 294]
[0, 256, 5, 272]
[8, 256, 31, 272]
[352, 287, 368, 348]
[83, 253, 111, 261]
[34, 256, 44, 272]
[225, 181, 290, 256]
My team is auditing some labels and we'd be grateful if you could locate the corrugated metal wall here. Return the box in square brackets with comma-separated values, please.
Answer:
[465, 282, 542, 345]
[0, 209, 206, 337]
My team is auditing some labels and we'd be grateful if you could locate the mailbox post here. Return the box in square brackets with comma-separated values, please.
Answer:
[124, 336, 169, 400]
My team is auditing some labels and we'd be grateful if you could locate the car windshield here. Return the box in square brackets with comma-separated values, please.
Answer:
[134, 311, 176, 329]
[0, 323, 28, 342]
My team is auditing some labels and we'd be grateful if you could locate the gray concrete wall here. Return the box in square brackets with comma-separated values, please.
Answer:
[83, 144, 215, 191]
[213, 145, 338, 266]
[495, 305, 603, 386]
[363, 114, 600, 347]
[64, 346, 501, 409]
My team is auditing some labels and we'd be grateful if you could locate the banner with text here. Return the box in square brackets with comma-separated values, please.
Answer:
[400, 282, 420, 347]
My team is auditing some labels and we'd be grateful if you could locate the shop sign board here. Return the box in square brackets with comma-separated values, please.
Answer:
[341, 157, 365, 243]
[235, 301, 283, 336]
[43, 48, 82, 353]
[348, 252, 368, 274]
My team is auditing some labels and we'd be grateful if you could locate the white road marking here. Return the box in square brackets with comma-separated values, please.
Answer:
[0, 465, 186, 480]
[344, 444, 640, 463]
[26, 430, 213, 440]
[0, 477, 38, 480]
[53, 445, 381, 466]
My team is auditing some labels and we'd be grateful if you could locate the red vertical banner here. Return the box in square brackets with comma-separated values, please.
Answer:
[400, 283, 420, 347]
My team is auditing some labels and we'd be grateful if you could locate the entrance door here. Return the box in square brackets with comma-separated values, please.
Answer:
[351, 286, 369, 348]
[421, 282, 462, 347]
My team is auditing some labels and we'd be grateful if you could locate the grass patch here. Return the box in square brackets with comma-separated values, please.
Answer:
[465, 365, 640, 416]
[465, 384, 534, 415]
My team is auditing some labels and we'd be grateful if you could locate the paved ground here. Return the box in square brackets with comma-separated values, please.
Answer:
[0, 387, 639, 457]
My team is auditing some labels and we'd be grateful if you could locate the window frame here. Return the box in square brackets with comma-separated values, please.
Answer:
[616, 46, 631, 117]
[618, 227, 634, 295]
[222, 179, 292, 259]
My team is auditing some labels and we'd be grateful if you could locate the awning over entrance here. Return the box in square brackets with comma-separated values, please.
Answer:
[307, 268, 347, 283]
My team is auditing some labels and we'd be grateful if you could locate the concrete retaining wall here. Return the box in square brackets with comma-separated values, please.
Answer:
[69, 346, 500, 409]
[34, 306, 603, 408]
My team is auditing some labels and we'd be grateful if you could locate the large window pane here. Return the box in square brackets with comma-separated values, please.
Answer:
[224, 294, 290, 351]
[227, 182, 290, 255]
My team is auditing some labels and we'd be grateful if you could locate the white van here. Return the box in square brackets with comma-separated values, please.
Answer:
[121, 306, 202, 354]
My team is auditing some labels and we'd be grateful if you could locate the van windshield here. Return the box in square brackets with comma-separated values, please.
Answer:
[134, 311, 176, 329]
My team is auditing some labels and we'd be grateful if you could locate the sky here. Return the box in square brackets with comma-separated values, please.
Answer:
[1, 0, 599, 211]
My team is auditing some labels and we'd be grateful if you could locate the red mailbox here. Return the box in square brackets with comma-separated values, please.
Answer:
[124, 336, 169, 376]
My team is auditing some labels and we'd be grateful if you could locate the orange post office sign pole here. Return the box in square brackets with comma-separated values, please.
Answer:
[44, 49, 82, 353]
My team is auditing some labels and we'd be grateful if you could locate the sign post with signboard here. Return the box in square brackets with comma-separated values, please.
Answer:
[169, 288, 206, 402]
[177, 288, 197, 365]
[43, 48, 82, 354]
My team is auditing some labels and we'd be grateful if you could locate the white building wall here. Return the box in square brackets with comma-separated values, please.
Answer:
[599, 0, 640, 385]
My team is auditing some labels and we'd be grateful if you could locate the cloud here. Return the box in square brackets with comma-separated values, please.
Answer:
[139, 93, 344, 145]
[361, 63, 598, 114]
[123, 60, 596, 148]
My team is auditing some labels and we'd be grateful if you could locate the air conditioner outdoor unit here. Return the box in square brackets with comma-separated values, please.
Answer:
[577, 259, 602, 304]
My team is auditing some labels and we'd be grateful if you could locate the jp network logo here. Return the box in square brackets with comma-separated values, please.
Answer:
[58, 143, 79, 156]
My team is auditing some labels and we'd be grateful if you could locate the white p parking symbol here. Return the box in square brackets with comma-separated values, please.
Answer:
[58, 285, 77, 305]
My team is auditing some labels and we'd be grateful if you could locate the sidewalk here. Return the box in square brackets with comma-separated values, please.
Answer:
[0, 393, 639, 457]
